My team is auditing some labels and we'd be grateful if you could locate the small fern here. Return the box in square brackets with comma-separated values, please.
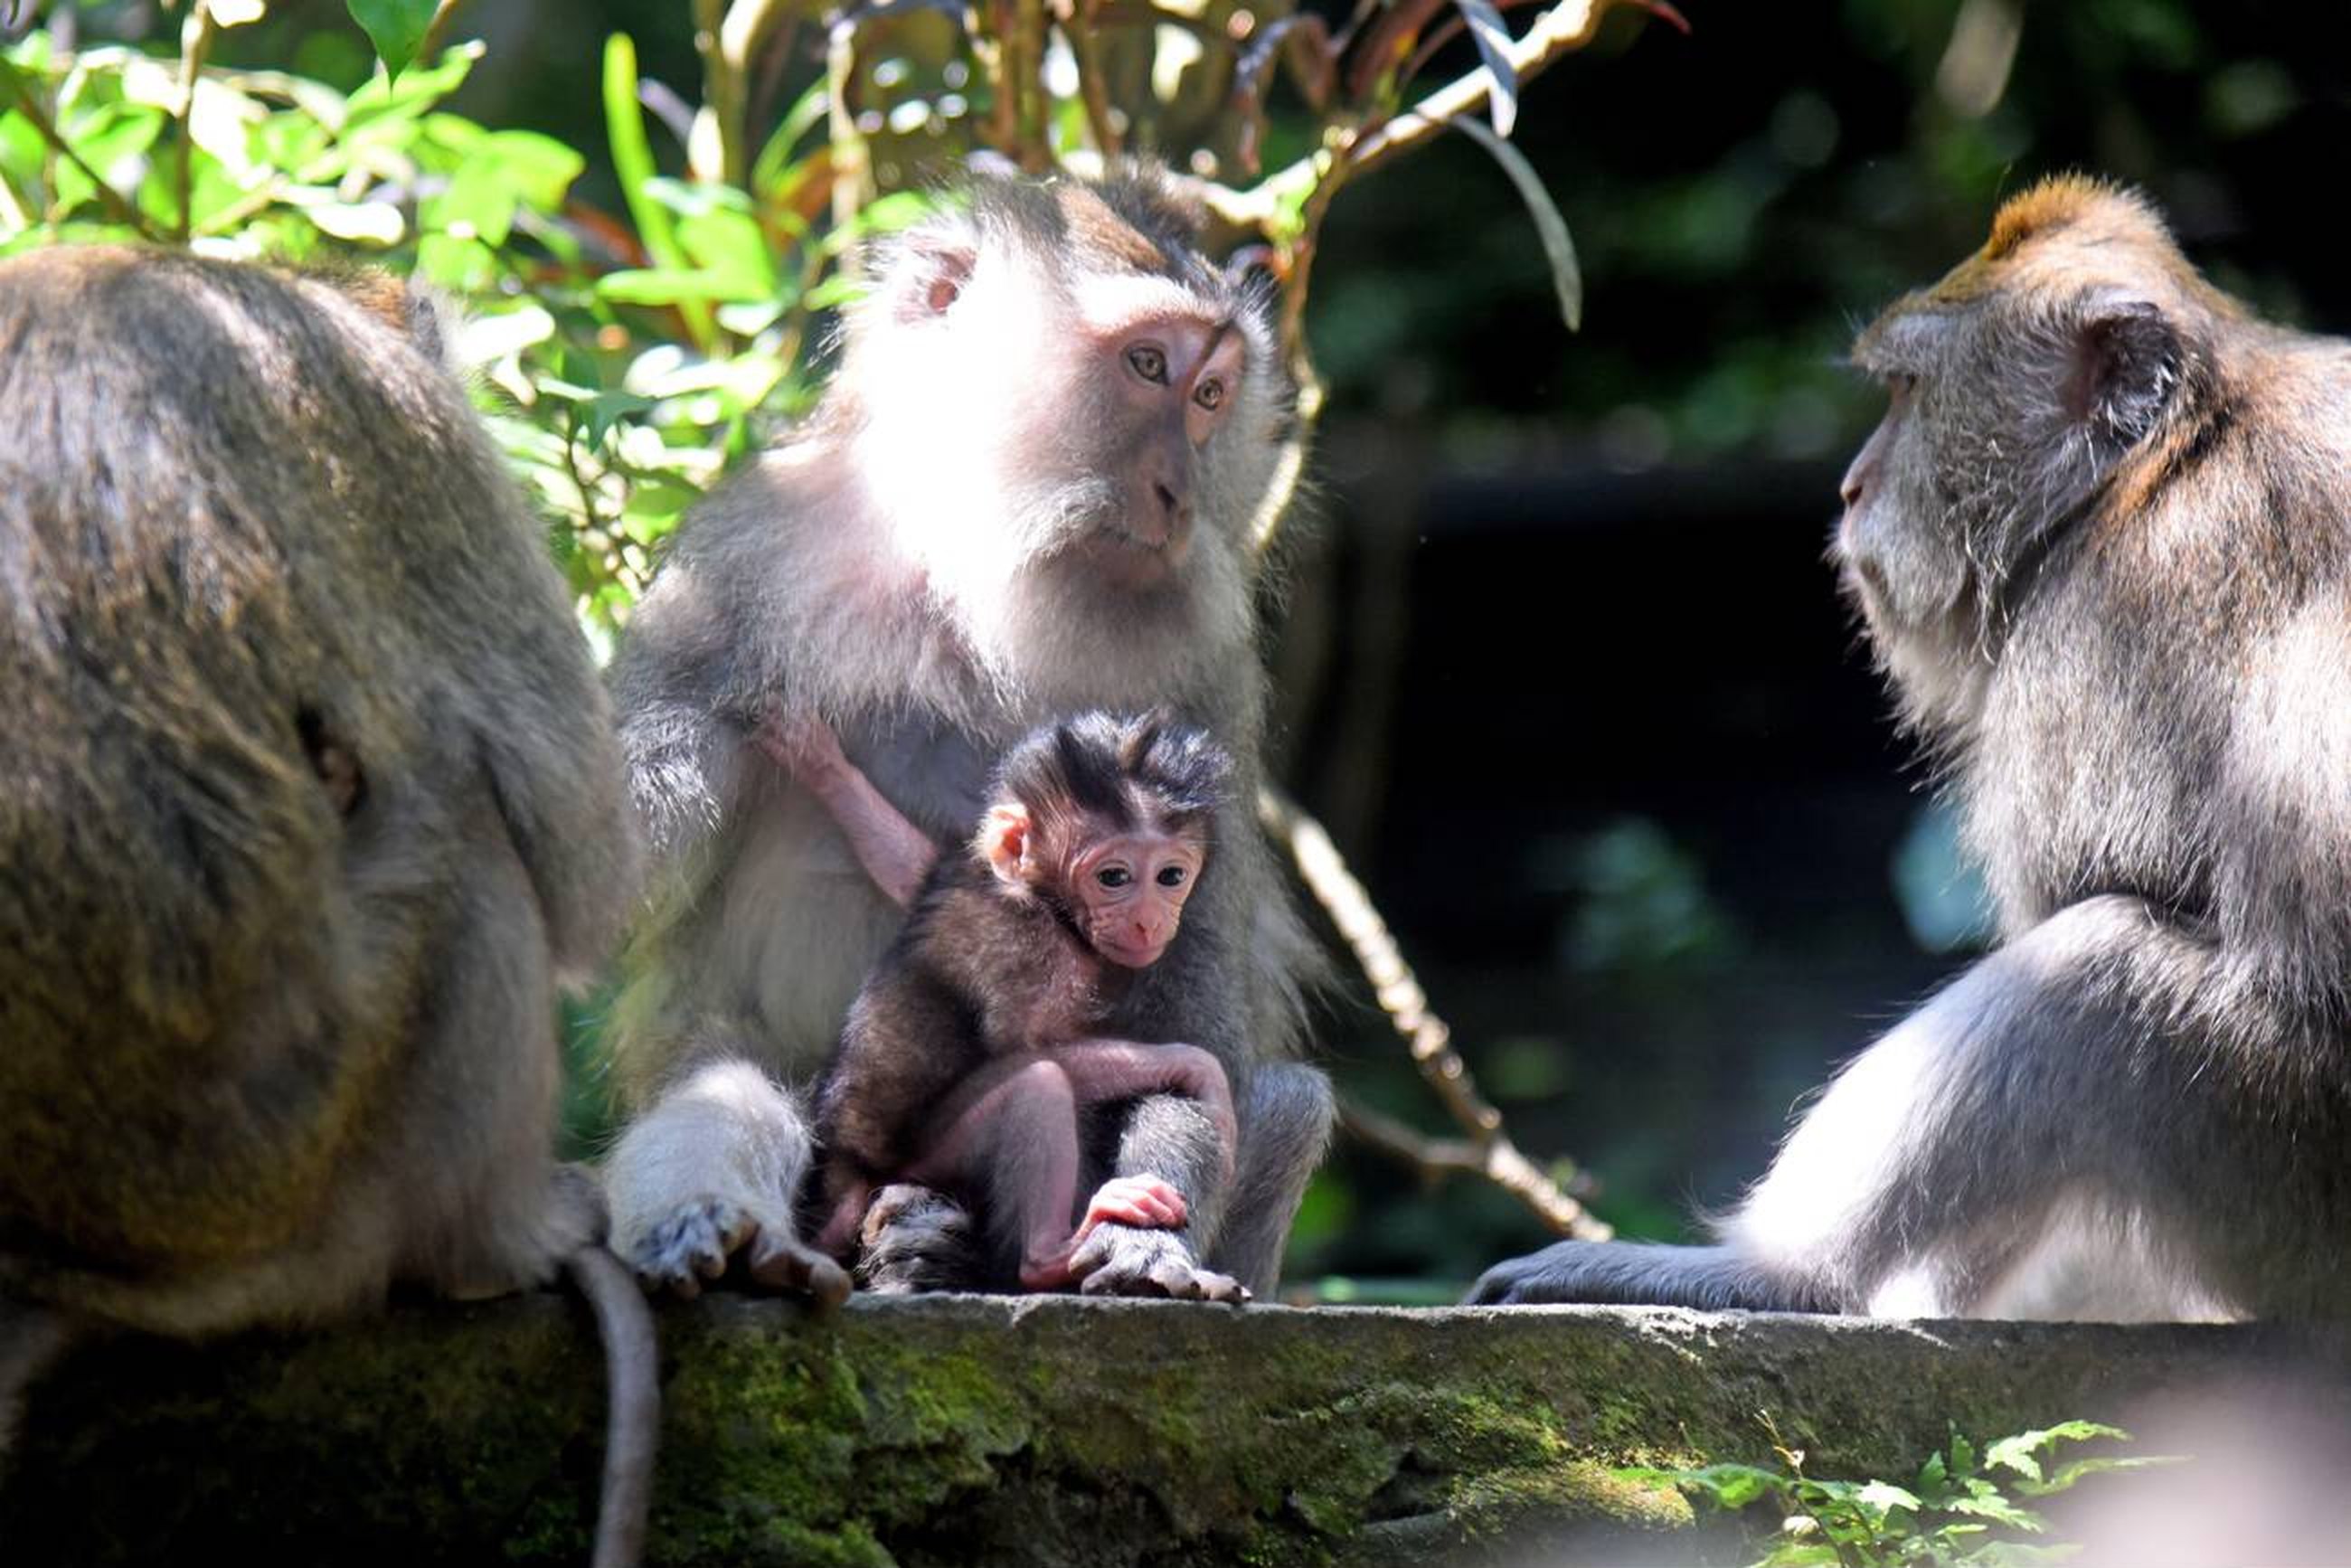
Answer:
[1619, 1418, 2172, 1567]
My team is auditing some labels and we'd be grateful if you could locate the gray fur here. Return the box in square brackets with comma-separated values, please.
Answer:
[600, 167, 1330, 1299]
[0, 248, 638, 1337]
[1474, 177, 2351, 1321]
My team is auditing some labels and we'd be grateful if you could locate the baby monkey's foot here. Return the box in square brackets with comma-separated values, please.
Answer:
[1020, 1176, 1195, 1291]
[1080, 1175, 1187, 1233]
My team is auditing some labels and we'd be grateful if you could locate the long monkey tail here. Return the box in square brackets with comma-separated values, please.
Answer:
[563, 1245, 662, 1568]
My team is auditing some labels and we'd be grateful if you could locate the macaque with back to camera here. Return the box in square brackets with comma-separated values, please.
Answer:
[810, 712, 1243, 1298]
[0, 249, 656, 1565]
[601, 165, 1332, 1305]
[1473, 175, 2351, 1321]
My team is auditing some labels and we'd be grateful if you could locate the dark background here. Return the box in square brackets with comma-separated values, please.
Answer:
[184, 0, 2351, 1286]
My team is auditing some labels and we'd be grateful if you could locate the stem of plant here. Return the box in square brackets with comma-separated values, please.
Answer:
[174, 0, 221, 242]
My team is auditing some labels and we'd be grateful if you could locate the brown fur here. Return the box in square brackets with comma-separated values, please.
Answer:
[0, 249, 649, 1483]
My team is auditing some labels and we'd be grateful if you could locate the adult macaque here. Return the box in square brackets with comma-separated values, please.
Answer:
[1474, 175, 2351, 1320]
[602, 166, 1331, 1303]
[0, 249, 655, 1563]
[811, 712, 1244, 1298]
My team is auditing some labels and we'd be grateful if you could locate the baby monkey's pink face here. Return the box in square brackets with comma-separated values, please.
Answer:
[1063, 826, 1206, 968]
[984, 798, 1211, 968]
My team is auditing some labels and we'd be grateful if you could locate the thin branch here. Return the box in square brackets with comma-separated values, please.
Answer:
[0, 64, 163, 237]
[695, 0, 801, 186]
[1338, 1094, 1487, 1177]
[1247, 374, 1318, 556]
[1345, 0, 1448, 102]
[1346, 0, 1681, 180]
[417, 0, 469, 66]
[1052, 0, 1122, 157]
[1261, 788, 1613, 1241]
[1010, 0, 1052, 171]
[825, 21, 871, 231]
[1232, 12, 1337, 175]
[691, 0, 736, 183]
[174, 0, 222, 241]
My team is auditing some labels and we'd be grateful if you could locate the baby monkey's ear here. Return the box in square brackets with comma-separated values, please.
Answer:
[981, 802, 1034, 888]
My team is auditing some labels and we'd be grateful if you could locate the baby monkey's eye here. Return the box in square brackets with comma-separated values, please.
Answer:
[1127, 345, 1168, 384]
[1097, 866, 1132, 889]
[1194, 379, 1224, 411]
[1156, 864, 1188, 888]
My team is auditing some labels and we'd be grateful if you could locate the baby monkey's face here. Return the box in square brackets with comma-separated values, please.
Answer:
[1062, 824, 1206, 968]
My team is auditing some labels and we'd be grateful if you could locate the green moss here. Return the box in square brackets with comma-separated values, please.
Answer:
[8, 1297, 2268, 1566]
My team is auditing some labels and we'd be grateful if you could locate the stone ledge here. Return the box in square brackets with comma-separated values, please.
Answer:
[2, 1294, 2335, 1566]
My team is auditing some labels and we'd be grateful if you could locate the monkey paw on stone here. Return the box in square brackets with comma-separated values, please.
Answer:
[857, 1184, 987, 1294]
[1070, 1223, 1250, 1304]
[1465, 1243, 1582, 1306]
[631, 1195, 849, 1307]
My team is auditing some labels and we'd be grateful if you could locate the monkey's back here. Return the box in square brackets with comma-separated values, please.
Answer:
[0, 248, 626, 1282]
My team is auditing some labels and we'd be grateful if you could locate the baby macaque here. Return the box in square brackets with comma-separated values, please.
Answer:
[808, 712, 1243, 1296]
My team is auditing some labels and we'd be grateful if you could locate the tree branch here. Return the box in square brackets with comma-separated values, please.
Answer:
[1346, 0, 1681, 179]
[1261, 789, 1613, 1241]
[0, 61, 163, 237]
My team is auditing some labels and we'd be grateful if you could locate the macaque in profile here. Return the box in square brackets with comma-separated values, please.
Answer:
[1474, 176, 2351, 1322]
[809, 712, 1244, 1298]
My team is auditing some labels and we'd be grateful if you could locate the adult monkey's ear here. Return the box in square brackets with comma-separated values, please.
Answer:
[981, 802, 1033, 888]
[2068, 294, 2184, 451]
[877, 213, 980, 325]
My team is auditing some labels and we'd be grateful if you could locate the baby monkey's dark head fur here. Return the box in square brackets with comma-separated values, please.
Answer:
[978, 711, 1232, 970]
[994, 709, 1232, 839]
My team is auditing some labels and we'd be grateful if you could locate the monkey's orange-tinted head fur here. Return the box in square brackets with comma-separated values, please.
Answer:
[1912, 174, 2233, 317]
[1836, 175, 2261, 740]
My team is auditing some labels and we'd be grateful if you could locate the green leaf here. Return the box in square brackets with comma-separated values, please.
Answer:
[1949, 1493, 2041, 1530]
[1987, 1424, 2124, 1484]
[1672, 1464, 1787, 1510]
[426, 156, 519, 245]
[581, 389, 657, 448]
[1961, 1544, 2085, 1567]
[750, 76, 834, 194]
[1449, 114, 1581, 332]
[345, 42, 477, 122]
[1853, 1480, 1922, 1516]
[603, 33, 713, 346]
[307, 199, 404, 242]
[1452, 0, 1519, 137]
[483, 128, 582, 210]
[414, 230, 495, 289]
[596, 267, 766, 307]
[345, 0, 437, 82]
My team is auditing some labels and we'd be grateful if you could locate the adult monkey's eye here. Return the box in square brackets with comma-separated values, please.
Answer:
[1156, 864, 1187, 887]
[1127, 345, 1168, 384]
[1097, 866, 1132, 888]
[1194, 378, 1224, 411]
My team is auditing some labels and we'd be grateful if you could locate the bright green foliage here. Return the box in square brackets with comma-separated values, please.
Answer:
[0, 16, 852, 644]
[344, 0, 435, 82]
[1621, 1421, 2172, 1567]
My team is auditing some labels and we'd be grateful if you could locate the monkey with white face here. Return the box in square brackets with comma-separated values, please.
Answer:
[601, 167, 1331, 1304]
[1475, 175, 2351, 1321]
